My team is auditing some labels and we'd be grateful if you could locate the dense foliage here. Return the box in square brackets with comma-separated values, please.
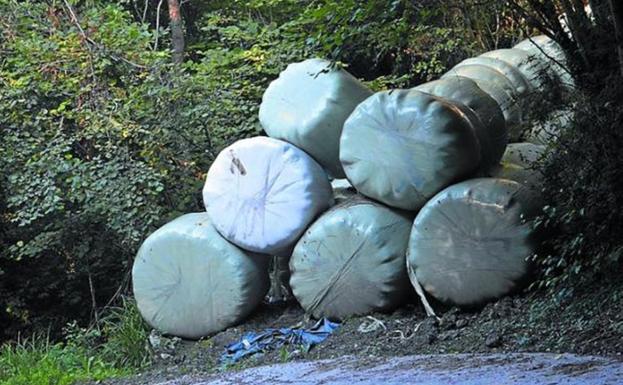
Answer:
[0, 0, 508, 340]
[1, 0, 622, 374]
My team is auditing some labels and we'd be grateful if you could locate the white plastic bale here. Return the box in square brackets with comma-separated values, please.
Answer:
[454, 57, 533, 98]
[414, 77, 508, 169]
[340, 89, 482, 211]
[132, 213, 269, 339]
[203, 136, 333, 255]
[480, 48, 552, 93]
[259, 58, 373, 178]
[289, 198, 413, 320]
[442, 68, 522, 128]
[406, 178, 540, 308]
[514, 35, 574, 90]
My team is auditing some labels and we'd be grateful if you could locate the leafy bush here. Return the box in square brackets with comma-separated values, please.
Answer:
[532, 80, 623, 290]
[0, 335, 128, 385]
[0, 0, 520, 339]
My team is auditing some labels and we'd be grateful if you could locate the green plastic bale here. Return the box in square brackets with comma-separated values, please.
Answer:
[407, 178, 541, 307]
[290, 198, 413, 319]
[132, 213, 269, 339]
[340, 89, 482, 211]
[259, 58, 372, 178]
[414, 77, 508, 168]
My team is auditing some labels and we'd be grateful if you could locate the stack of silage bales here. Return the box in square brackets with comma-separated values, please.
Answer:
[132, 35, 573, 337]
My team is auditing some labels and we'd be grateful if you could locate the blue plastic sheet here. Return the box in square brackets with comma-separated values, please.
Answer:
[221, 318, 340, 364]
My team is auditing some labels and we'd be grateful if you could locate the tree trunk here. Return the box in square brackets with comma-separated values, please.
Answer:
[609, 0, 623, 77]
[167, 0, 184, 64]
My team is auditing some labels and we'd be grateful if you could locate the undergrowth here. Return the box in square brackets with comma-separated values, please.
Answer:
[0, 298, 151, 385]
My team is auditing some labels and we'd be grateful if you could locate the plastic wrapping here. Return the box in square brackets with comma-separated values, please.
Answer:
[289, 198, 413, 319]
[525, 108, 574, 145]
[454, 57, 532, 98]
[259, 58, 373, 178]
[340, 89, 481, 210]
[490, 142, 545, 201]
[480, 48, 551, 92]
[203, 136, 333, 255]
[514, 35, 575, 90]
[331, 178, 357, 203]
[414, 77, 508, 168]
[502, 142, 546, 167]
[406, 178, 539, 307]
[132, 213, 269, 339]
[442, 68, 522, 128]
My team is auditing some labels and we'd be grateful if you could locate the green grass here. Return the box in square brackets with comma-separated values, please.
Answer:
[0, 297, 152, 385]
[0, 336, 128, 385]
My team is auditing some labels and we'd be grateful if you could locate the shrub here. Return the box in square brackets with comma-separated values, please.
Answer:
[532, 79, 623, 290]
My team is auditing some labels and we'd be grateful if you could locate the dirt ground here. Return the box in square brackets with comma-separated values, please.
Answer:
[101, 277, 623, 385]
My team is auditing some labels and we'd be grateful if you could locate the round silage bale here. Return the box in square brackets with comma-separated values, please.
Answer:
[442, 67, 522, 128]
[490, 142, 546, 194]
[132, 213, 269, 339]
[203, 136, 333, 255]
[502, 142, 546, 167]
[340, 89, 482, 211]
[525, 108, 574, 145]
[259, 58, 373, 178]
[414, 77, 508, 168]
[480, 48, 552, 93]
[453, 57, 533, 98]
[407, 178, 540, 307]
[514, 35, 575, 91]
[289, 198, 413, 319]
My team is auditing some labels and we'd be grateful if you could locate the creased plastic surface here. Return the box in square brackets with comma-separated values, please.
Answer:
[442, 68, 522, 128]
[132, 213, 269, 339]
[289, 198, 413, 319]
[340, 89, 481, 210]
[480, 49, 551, 92]
[407, 178, 539, 307]
[259, 58, 373, 178]
[414, 77, 508, 168]
[514, 35, 575, 91]
[454, 57, 532, 98]
[203, 136, 333, 255]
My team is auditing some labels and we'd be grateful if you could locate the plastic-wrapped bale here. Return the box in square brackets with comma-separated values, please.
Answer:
[203, 136, 333, 255]
[340, 89, 482, 211]
[514, 35, 575, 91]
[502, 142, 546, 166]
[490, 143, 546, 193]
[132, 213, 269, 339]
[480, 49, 552, 93]
[525, 108, 574, 145]
[414, 77, 508, 168]
[452, 57, 532, 100]
[259, 58, 373, 178]
[442, 67, 522, 128]
[406, 178, 540, 307]
[289, 198, 413, 319]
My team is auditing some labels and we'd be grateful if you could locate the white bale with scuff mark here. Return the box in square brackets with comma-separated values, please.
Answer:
[203, 136, 333, 255]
